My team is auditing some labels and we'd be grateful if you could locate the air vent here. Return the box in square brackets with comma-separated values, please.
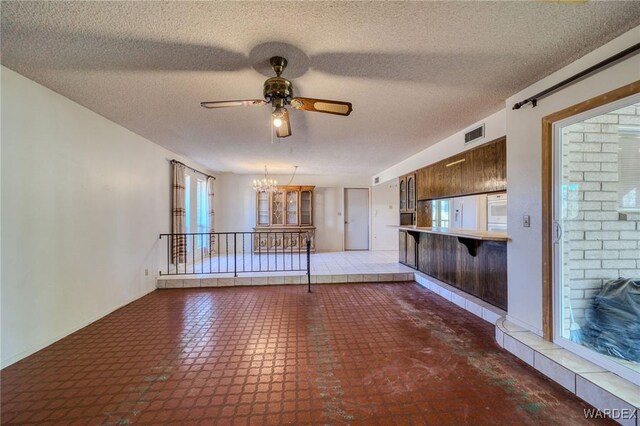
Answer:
[374, 176, 380, 184]
[464, 124, 485, 144]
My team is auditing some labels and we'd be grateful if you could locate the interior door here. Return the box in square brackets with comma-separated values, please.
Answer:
[344, 188, 369, 250]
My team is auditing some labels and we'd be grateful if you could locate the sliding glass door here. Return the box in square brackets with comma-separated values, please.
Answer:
[553, 94, 640, 385]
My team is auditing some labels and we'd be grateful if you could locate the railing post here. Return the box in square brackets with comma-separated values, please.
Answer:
[233, 232, 238, 277]
[306, 232, 311, 293]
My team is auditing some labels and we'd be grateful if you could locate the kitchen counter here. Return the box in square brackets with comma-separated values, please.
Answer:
[397, 225, 508, 310]
[397, 226, 508, 242]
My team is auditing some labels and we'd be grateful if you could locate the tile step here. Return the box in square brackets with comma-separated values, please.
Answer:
[157, 272, 415, 288]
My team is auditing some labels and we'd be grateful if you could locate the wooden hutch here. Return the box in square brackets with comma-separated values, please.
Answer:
[253, 185, 315, 252]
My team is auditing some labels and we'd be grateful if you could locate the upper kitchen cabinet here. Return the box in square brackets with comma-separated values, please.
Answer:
[399, 178, 406, 211]
[399, 172, 417, 226]
[473, 136, 506, 193]
[417, 167, 429, 201]
[399, 172, 416, 213]
[407, 174, 416, 211]
[416, 137, 506, 200]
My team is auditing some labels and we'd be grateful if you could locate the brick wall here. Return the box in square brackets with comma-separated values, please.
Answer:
[560, 103, 640, 337]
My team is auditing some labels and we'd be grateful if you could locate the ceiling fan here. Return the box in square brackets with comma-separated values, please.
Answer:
[200, 56, 353, 138]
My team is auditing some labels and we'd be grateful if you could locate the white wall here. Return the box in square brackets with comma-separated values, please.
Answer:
[505, 28, 640, 335]
[214, 173, 370, 252]
[373, 108, 507, 184]
[371, 178, 399, 250]
[0, 67, 212, 367]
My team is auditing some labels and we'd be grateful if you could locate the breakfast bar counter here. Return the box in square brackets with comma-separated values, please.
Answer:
[398, 226, 508, 242]
[399, 226, 508, 310]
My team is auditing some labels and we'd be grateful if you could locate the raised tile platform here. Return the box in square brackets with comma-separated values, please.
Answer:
[157, 250, 415, 288]
[157, 272, 415, 288]
[496, 318, 640, 426]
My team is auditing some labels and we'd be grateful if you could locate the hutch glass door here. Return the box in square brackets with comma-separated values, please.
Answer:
[301, 191, 312, 225]
[271, 190, 284, 225]
[286, 190, 298, 224]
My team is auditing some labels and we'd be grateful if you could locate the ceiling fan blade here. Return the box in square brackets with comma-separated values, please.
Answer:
[200, 100, 266, 109]
[290, 97, 353, 116]
[275, 108, 292, 138]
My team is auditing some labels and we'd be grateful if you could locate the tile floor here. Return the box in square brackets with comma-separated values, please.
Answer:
[1, 283, 614, 425]
[163, 250, 414, 277]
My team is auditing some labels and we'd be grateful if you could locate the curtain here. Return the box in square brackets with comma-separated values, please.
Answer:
[172, 163, 186, 264]
[207, 176, 216, 253]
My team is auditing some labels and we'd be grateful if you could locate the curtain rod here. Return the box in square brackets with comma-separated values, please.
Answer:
[512, 42, 640, 110]
[170, 159, 216, 180]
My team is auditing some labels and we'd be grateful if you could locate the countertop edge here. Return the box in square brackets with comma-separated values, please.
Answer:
[397, 226, 509, 242]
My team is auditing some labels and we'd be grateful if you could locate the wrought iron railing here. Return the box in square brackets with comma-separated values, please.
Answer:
[158, 231, 311, 290]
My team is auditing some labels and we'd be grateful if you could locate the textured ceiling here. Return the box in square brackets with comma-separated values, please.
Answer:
[2, 2, 640, 175]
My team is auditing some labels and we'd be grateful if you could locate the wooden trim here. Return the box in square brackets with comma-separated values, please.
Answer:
[540, 80, 640, 341]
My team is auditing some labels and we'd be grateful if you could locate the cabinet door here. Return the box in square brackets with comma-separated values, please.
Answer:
[474, 138, 506, 193]
[399, 231, 407, 263]
[407, 175, 416, 211]
[431, 162, 445, 199]
[399, 178, 406, 211]
[416, 200, 432, 227]
[444, 153, 466, 197]
[271, 191, 285, 225]
[286, 190, 298, 224]
[495, 138, 507, 191]
[300, 190, 312, 225]
[257, 192, 270, 225]
[417, 167, 429, 200]
[461, 150, 474, 195]
[406, 233, 417, 269]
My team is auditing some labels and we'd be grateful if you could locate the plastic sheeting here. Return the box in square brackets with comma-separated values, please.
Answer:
[578, 277, 640, 363]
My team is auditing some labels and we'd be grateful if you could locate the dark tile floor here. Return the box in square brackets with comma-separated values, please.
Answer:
[1, 283, 612, 425]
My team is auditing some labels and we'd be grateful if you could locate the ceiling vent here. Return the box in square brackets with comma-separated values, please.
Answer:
[374, 176, 380, 184]
[464, 124, 485, 144]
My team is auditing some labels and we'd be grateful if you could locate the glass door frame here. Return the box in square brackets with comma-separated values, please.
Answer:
[551, 93, 640, 386]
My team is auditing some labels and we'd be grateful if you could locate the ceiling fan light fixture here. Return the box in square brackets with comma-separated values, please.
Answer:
[272, 106, 285, 128]
[200, 56, 353, 139]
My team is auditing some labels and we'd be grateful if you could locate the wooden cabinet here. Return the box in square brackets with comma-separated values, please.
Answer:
[473, 137, 506, 193]
[399, 172, 417, 226]
[417, 167, 429, 201]
[399, 172, 416, 213]
[398, 230, 418, 269]
[417, 233, 507, 310]
[254, 185, 315, 251]
[416, 137, 506, 200]
[399, 231, 407, 264]
[406, 232, 417, 269]
[407, 174, 416, 211]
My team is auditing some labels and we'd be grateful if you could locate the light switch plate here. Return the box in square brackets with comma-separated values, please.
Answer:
[523, 215, 531, 227]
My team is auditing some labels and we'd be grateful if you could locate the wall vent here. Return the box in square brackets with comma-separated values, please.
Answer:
[374, 176, 380, 184]
[464, 124, 485, 144]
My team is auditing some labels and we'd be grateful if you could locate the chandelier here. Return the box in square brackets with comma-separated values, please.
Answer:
[253, 165, 277, 193]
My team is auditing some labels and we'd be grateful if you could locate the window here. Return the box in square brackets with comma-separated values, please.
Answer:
[184, 171, 209, 252]
[184, 175, 191, 233]
[431, 199, 450, 228]
[196, 178, 209, 248]
[618, 120, 640, 211]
